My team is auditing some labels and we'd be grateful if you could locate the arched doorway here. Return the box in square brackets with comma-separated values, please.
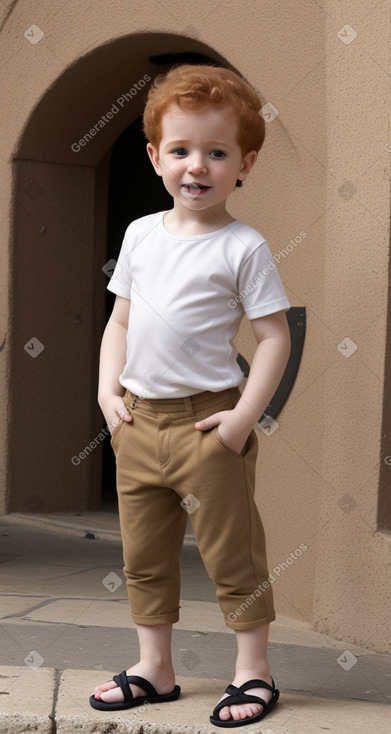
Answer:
[8, 34, 236, 513]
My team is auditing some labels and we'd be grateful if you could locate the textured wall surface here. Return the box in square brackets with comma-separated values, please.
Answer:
[0, 0, 390, 651]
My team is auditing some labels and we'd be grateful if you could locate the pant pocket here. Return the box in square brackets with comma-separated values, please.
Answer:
[110, 417, 125, 449]
[213, 426, 246, 458]
[213, 425, 258, 459]
[110, 395, 134, 449]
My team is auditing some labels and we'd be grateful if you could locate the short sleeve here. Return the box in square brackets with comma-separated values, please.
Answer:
[237, 241, 290, 319]
[106, 226, 133, 300]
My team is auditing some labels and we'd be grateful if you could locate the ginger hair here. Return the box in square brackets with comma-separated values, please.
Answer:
[143, 64, 265, 156]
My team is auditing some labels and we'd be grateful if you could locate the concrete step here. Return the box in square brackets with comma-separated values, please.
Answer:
[1, 664, 391, 734]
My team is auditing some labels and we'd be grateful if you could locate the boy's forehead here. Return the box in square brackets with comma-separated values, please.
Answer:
[161, 103, 239, 139]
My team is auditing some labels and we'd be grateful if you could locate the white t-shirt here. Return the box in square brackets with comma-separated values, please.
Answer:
[107, 211, 290, 398]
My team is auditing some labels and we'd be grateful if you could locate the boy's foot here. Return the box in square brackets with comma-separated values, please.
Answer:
[92, 660, 176, 705]
[215, 670, 274, 723]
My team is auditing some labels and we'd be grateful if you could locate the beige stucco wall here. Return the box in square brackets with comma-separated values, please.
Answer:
[0, 0, 390, 652]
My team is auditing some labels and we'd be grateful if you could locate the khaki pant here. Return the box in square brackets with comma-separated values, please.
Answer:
[110, 387, 275, 631]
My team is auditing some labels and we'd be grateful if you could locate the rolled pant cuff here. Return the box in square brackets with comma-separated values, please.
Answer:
[131, 610, 180, 626]
[224, 610, 276, 631]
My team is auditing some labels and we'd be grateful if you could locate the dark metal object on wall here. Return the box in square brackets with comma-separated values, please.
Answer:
[236, 306, 306, 422]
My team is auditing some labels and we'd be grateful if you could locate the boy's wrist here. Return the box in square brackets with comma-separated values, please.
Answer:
[232, 400, 258, 433]
[98, 389, 124, 404]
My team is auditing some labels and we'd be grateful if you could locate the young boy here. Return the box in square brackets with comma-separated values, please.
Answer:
[90, 64, 291, 727]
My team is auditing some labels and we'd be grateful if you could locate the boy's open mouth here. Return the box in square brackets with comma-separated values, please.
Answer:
[181, 183, 211, 196]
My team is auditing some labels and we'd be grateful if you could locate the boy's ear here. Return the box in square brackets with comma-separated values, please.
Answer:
[237, 150, 258, 183]
[146, 142, 162, 177]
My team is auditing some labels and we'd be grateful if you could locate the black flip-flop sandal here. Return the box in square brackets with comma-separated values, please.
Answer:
[209, 678, 279, 728]
[89, 670, 181, 711]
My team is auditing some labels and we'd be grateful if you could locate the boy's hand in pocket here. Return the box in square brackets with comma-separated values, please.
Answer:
[195, 409, 250, 455]
[99, 395, 132, 435]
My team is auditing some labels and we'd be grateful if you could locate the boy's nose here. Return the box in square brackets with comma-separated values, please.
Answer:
[187, 155, 208, 174]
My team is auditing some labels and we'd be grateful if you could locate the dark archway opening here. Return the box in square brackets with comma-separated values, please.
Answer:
[102, 116, 173, 504]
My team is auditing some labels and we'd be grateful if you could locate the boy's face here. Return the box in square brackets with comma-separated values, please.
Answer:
[146, 104, 257, 216]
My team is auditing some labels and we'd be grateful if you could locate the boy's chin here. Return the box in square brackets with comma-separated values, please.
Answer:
[178, 198, 215, 210]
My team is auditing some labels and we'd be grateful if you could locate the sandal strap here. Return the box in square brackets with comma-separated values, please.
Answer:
[225, 678, 275, 697]
[112, 671, 157, 703]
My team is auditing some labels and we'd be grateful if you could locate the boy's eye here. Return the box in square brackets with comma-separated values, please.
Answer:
[172, 148, 187, 156]
[210, 150, 226, 158]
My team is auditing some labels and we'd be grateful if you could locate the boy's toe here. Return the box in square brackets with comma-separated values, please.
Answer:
[92, 679, 122, 701]
[99, 686, 123, 704]
[218, 704, 232, 720]
[217, 700, 264, 721]
[94, 681, 114, 692]
[95, 678, 150, 705]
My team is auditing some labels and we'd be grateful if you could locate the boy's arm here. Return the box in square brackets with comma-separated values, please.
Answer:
[195, 311, 291, 453]
[98, 295, 132, 432]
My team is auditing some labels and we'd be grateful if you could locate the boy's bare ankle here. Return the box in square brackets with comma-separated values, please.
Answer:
[138, 656, 174, 671]
[234, 664, 271, 683]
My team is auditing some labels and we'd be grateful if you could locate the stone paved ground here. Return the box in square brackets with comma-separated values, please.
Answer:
[1, 514, 390, 733]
